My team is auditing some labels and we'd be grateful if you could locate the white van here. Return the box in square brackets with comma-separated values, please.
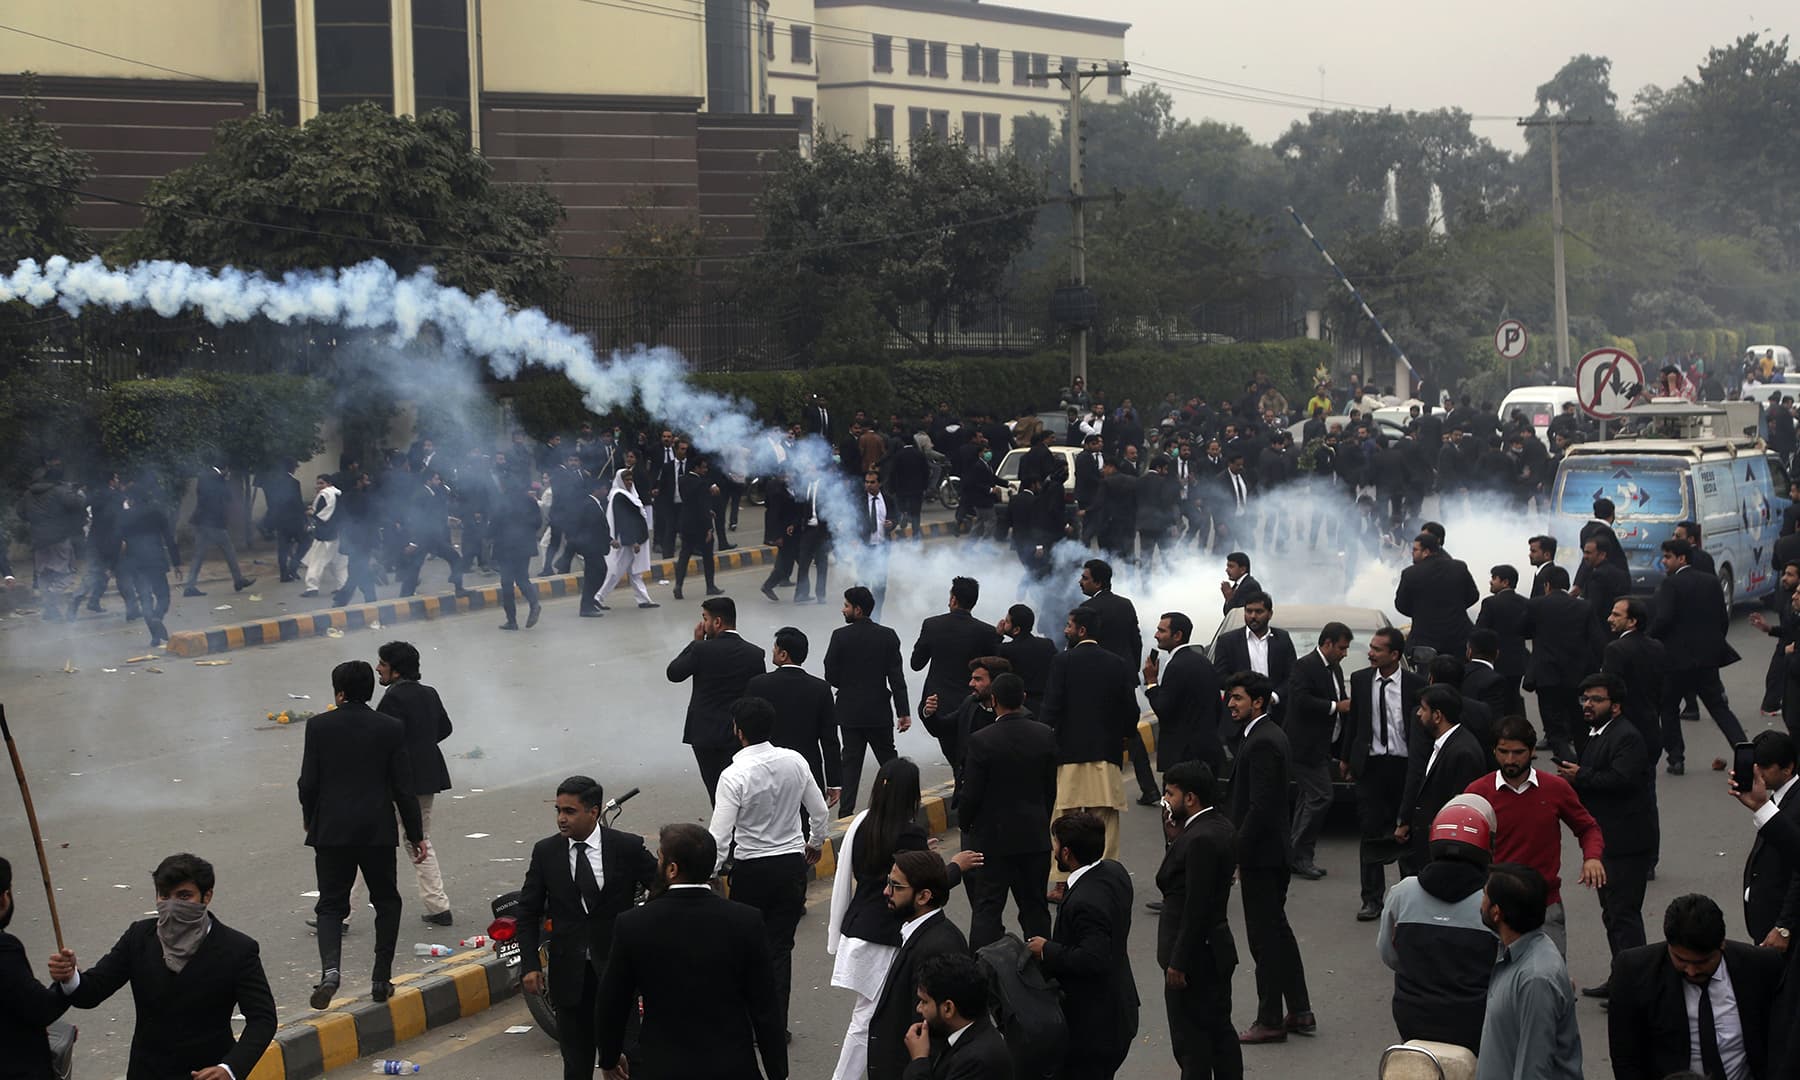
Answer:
[1498, 385, 1581, 447]
[1744, 346, 1795, 379]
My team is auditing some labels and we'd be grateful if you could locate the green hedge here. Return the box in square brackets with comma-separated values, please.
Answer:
[99, 373, 329, 482]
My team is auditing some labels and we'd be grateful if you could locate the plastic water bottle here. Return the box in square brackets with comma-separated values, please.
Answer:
[371, 1062, 420, 1075]
[413, 943, 453, 957]
[458, 935, 489, 949]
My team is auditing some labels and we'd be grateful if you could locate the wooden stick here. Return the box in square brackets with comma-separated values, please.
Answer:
[0, 705, 64, 950]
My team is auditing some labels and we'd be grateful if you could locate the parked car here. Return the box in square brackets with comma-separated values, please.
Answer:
[994, 445, 1082, 505]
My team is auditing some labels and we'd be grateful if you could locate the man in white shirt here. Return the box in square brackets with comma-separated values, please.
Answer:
[709, 696, 828, 1041]
[300, 474, 348, 596]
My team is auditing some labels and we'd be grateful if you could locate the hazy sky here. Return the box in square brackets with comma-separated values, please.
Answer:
[1028, 0, 1795, 150]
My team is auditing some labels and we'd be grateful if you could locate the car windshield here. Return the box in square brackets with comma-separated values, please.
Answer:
[1507, 401, 1559, 428]
[996, 450, 1022, 480]
[1556, 463, 1687, 522]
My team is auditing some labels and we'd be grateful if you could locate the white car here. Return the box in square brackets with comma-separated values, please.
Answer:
[995, 445, 1082, 505]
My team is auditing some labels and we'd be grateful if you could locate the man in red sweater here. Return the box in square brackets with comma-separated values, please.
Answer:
[1465, 714, 1605, 955]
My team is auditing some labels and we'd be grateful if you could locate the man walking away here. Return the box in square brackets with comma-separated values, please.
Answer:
[666, 596, 767, 802]
[183, 463, 256, 597]
[998, 604, 1057, 713]
[375, 640, 455, 926]
[268, 458, 308, 583]
[301, 474, 347, 597]
[673, 455, 723, 600]
[297, 660, 427, 1007]
[1476, 863, 1581, 1080]
[1150, 764, 1241, 1080]
[1285, 623, 1353, 880]
[747, 627, 842, 809]
[1650, 538, 1746, 775]
[1523, 565, 1600, 763]
[1040, 605, 1140, 883]
[959, 674, 1057, 951]
[911, 577, 1003, 796]
[1393, 531, 1477, 659]
[492, 479, 544, 629]
[824, 586, 911, 816]
[23, 462, 88, 621]
[710, 697, 830, 1043]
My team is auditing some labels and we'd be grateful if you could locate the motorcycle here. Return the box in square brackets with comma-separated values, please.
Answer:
[487, 786, 640, 1042]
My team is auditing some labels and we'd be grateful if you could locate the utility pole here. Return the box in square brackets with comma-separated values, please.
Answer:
[1517, 115, 1591, 381]
[1038, 61, 1125, 389]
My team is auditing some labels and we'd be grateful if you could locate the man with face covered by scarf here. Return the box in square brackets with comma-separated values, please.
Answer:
[44, 852, 277, 1080]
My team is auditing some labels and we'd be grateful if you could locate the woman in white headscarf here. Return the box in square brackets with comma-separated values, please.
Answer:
[594, 467, 656, 609]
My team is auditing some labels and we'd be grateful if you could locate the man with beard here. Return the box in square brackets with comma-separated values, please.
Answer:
[1749, 560, 1800, 719]
[1144, 764, 1238, 1080]
[868, 852, 968, 1080]
[911, 577, 1002, 797]
[958, 673, 1057, 952]
[516, 776, 658, 1080]
[1476, 864, 1581, 1080]
[1143, 612, 1227, 776]
[1467, 716, 1605, 957]
[0, 855, 71, 1080]
[901, 954, 1012, 1079]
[46, 853, 277, 1080]
[376, 640, 456, 927]
[1377, 795, 1500, 1054]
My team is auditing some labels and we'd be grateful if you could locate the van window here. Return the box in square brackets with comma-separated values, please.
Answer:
[1556, 462, 1687, 522]
[1506, 400, 1558, 428]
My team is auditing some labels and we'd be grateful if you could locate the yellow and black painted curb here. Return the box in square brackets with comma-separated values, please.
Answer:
[250, 710, 1156, 1078]
[170, 523, 955, 657]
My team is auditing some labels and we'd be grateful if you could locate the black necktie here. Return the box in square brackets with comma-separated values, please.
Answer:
[1699, 977, 1726, 1080]
[1377, 676, 1392, 755]
[867, 495, 878, 536]
[573, 839, 601, 915]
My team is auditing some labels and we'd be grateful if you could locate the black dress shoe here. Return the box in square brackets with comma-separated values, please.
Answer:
[422, 911, 453, 927]
[184, 587, 206, 597]
[1667, 760, 1686, 776]
[639, 602, 660, 609]
[371, 980, 394, 1003]
[761, 586, 780, 602]
[234, 577, 256, 591]
[706, 587, 726, 596]
[579, 610, 605, 618]
[1580, 982, 1611, 999]
[672, 588, 684, 601]
[1356, 902, 1382, 921]
[526, 605, 541, 629]
[1144, 899, 1164, 914]
[1290, 863, 1327, 881]
[310, 976, 340, 1010]
[499, 621, 519, 630]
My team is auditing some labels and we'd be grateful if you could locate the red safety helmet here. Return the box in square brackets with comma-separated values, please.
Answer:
[1429, 794, 1495, 856]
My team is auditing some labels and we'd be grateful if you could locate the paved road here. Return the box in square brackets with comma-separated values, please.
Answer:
[0, 518, 1784, 1078]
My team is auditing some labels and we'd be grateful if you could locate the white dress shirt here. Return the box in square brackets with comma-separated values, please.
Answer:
[1370, 670, 1407, 756]
[1245, 628, 1271, 676]
[568, 829, 606, 909]
[1065, 863, 1096, 893]
[1426, 724, 1462, 775]
[708, 741, 830, 872]
[1230, 470, 1248, 510]
[1498, 767, 1541, 794]
[1685, 956, 1748, 1080]
[899, 906, 944, 944]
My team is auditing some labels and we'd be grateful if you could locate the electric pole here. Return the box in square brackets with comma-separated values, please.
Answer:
[1038, 61, 1126, 389]
[1518, 115, 1591, 381]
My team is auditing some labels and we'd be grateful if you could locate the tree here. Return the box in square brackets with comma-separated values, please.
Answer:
[0, 74, 93, 375]
[113, 103, 566, 307]
[601, 193, 705, 349]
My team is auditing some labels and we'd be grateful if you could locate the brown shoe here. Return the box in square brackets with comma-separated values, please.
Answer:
[1284, 1011, 1317, 1036]
[1239, 1022, 1288, 1044]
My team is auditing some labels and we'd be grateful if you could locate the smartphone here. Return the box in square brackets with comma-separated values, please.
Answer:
[1733, 741, 1758, 795]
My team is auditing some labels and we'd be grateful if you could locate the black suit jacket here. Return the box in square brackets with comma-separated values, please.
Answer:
[1476, 589, 1531, 679]
[1085, 589, 1143, 671]
[959, 714, 1059, 855]
[1039, 642, 1140, 766]
[1041, 859, 1139, 1059]
[870, 912, 970, 1080]
[1222, 573, 1263, 615]
[1650, 565, 1741, 671]
[297, 701, 423, 847]
[573, 490, 612, 553]
[1226, 717, 1291, 868]
[1524, 591, 1603, 687]
[1147, 645, 1225, 772]
[61, 916, 276, 1080]
[1407, 725, 1489, 837]
[999, 634, 1057, 711]
[1602, 631, 1668, 758]
[1284, 649, 1348, 767]
[1583, 560, 1632, 624]
[597, 888, 786, 1079]
[1572, 718, 1658, 857]
[1394, 554, 1479, 656]
[825, 618, 911, 729]
[0, 931, 69, 1080]
[1607, 939, 1783, 1080]
[1212, 626, 1297, 728]
[1461, 661, 1509, 715]
[517, 827, 658, 1007]
[911, 611, 1003, 717]
[1342, 666, 1426, 780]
[747, 666, 843, 791]
[667, 632, 767, 750]
[899, 1017, 1013, 1080]
[375, 679, 454, 796]
[1744, 791, 1800, 942]
[1155, 810, 1238, 981]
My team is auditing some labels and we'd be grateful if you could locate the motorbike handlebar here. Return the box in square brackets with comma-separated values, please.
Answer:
[603, 787, 641, 814]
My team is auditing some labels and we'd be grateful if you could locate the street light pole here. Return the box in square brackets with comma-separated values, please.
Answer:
[1518, 115, 1591, 381]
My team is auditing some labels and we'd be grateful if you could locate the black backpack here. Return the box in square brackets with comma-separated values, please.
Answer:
[974, 933, 1068, 1079]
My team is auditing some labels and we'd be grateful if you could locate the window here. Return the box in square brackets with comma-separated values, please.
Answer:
[766, 94, 777, 114]
[982, 47, 1000, 83]
[983, 113, 1001, 153]
[907, 39, 926, 75]
[1062, 55, 1078, 77]
[1012, 50, 1029, 85]
[791, 25, 811, 63]
[929, 42, 948, 78]
[261, 0, 299, 123]
[908, 107, 927, 145]
[314, 0, 394, 114]
[962, 110, 981, 146]
[962, 45, 979, 82]
[929, 109, 949, 138]
[763, 22, 775, 59]
[1106, 60, 1123, 95]
[873, 34, 892, 73]
[413, 0, 472, 135]
[874, 104, 895, 145]
[1031, 53, 1049, 81]
[794, 97, 814, 126]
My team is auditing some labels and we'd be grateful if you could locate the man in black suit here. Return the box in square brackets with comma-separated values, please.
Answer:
[596, 823, 785, 1080]
[1150, 764, 1242, 1079]
[1223, 671, 1314, 1044]
[747, 626, 842, 805]
[959, 674, 1058, 951]
[1400, 685, 1489, 875]
[1394, 531, 1479, 659]
[375, 640, 456, 927]
[1608, 892, 1784, 1080]
[825, 586, 912, 816]
[267, 457, 309, 582]
[1211, 591, 1297, 732]
[1650, 538, 1747, 775]
[1284, 623, 1354, 881]
[1029, 811, 1139, 1080]
[911, 576, 1002, 793]
[1741, 730, 1800, 946]
[1079, 558, 1157, 803]
[1602, 597, 1667, 762]
[1218, 551, 1261, 615]
[517, 776, 658, 1080]
[652, 437, 688, 560]
[1559, 672, 1658, 998]
[1, 854, 71, 1080]
[1461, 628, 1510, 716]
[870, 851, 970, 1080]
[1524, 564, 1601, 763]
[1074, 432, 1107, 539]
[1475, 564, 1530, 717]
[1143, 611, 1226, 775]
[901, 953, 1014, 1080]
[666, 596, 768, 802]
[1041, 605, 1142, 877]
[998, 604, 1057, 712]
[574, 474, 613, 617]
[1579, 535, 1632, 626]
[46, 853, 276, 1080]
[298, 660, 426, 1007]
[1342, 627, 1424, 921]
[672, 454, 724, 601]
[1427, 656, 1492, 750]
